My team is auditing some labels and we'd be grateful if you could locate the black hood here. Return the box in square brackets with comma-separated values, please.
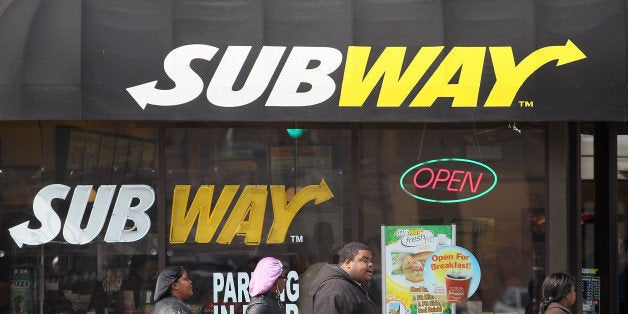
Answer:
[154, 265, 184, 302]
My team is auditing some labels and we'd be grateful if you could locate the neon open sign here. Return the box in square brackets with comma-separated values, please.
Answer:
[400, 158, 497, 203]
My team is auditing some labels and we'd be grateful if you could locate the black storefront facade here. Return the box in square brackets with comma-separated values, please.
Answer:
[0, 1, 626, 314]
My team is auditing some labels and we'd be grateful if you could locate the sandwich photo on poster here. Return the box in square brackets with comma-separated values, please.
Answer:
[381, 225, 455, 314]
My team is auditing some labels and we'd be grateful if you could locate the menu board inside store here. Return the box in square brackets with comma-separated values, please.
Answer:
[56, 127, 156, 183]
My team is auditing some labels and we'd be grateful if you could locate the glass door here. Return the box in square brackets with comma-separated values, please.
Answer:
[618, 126, 628, 313]
[581, 123, 627, 314]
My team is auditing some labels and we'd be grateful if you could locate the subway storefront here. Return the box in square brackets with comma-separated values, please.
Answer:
[0, 1, 627, 314]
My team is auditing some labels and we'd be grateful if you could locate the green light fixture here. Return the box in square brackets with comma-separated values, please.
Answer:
[286, 128, 305, 138]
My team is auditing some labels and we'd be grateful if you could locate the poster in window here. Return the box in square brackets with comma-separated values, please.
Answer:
[582, 268, 600, 314]
[11, 266, 36, 314]
[382, 225, 456, 314]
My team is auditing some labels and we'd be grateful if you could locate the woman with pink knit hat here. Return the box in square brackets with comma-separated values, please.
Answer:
[246, 257, 286, 314]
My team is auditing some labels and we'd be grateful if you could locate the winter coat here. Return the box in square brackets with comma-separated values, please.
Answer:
[310, 263, 379, 314]
[152, 296, 193, 314]
[542, 302, 571, 314]
[246, 291, 283, 314]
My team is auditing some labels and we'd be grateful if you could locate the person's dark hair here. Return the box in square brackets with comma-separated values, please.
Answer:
[154, 265, 186, 302]
[539, 272, 575, 313]
[338, 242, 371, 264]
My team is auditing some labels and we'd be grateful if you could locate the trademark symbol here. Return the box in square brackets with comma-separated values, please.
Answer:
[290, 235, 304, 243]
[518, 100, 534, 108]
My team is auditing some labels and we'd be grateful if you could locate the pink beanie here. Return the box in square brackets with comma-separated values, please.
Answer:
[248, 257, 283, 297]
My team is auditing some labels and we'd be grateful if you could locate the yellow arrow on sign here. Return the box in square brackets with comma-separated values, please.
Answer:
[485, 40, 586, 107]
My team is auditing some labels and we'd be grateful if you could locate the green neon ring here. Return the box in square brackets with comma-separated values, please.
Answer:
[399, 158, 498, 203]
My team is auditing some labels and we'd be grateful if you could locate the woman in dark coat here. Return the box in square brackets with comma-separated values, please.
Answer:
[538, 272, 576, 314]
[246, 257, 286, 314]
[152, 265, 194, 314]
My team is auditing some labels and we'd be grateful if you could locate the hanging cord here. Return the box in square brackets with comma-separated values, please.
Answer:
[38, 121, 45, 173]
[473, 123, 483, 162]
[416, 122, 427, 162]
[293, 122, 298, 189]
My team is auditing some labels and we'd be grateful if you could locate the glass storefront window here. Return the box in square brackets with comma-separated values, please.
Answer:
[0, 122, 159, 314]
[358, 125, 546, 313]
[161, 123, 546, 313]
[1, 122, 549, 314]
[164, 126, 351, 313]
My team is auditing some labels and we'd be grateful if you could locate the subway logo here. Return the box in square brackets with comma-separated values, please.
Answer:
[127, 40, 586, 109]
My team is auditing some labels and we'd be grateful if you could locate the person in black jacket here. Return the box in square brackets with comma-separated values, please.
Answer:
[152, 265, 194, 314]
[246, 257, 286, 314]
[310, 242, 379, 314]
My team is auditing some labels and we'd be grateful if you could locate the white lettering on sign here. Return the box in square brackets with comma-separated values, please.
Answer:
[213, 271, 300, 313]
[8, 184, 155, 248]
[126, 45, 219, 108]
[266, 47, 342, 107]
[128, 45, 341, 109]
[207, 46, 285, 107]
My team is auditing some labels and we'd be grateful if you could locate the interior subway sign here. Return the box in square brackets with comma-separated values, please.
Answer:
[8, 180, 333, 247]
[127, 40, 586, 109]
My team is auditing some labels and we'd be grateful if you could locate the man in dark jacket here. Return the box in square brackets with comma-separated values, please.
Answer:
[310, 242, 379, 314]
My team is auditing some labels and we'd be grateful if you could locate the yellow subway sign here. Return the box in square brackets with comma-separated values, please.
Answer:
[169, 179, 334, 245]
